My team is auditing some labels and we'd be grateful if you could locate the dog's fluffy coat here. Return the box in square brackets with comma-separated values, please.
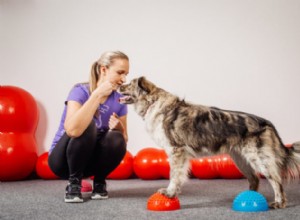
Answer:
[119, 77, 300, 209]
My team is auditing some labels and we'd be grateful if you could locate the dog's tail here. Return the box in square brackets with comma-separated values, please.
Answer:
[284, 141, 300, 180]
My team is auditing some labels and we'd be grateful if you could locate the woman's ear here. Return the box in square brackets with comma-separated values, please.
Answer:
[100, 65, 107, 75]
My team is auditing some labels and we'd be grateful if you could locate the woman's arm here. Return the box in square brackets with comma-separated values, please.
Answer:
[109, 113, 128, 142]
[64, 81, 114, 137]
[64, 96, 99, 137]
[119, 115, 128, 142]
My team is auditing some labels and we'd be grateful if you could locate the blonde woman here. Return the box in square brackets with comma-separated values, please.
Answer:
[49, 51, 129, 203]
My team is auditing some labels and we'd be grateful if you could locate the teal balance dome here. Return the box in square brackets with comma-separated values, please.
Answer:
[232, 190, 269, 212]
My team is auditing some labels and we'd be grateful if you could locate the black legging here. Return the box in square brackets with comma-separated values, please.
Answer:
[48, 122, 127, 183]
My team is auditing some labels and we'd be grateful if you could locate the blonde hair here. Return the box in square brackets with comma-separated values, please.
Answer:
[89, 51, 129, 94]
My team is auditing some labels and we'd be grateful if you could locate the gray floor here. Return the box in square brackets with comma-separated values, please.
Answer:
[1, 178, 299, 220]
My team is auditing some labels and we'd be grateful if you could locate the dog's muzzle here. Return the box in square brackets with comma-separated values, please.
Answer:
[119, 95, 133, 104]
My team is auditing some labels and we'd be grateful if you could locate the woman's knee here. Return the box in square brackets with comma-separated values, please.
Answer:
[69, 121, 97, 151]
[103, 130, 127, 154]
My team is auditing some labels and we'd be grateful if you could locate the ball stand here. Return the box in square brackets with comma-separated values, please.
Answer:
[147, 192, 180, 211]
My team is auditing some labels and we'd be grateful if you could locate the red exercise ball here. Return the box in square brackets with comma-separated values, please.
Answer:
[107, 151, 134, 179]
[35, 152, 59, 180]
[217, 154, 244, 179]
[0, 86, 39, 181]
[191, 156, 219, 179]
[133, 148, 161, 180]
[157, 149, 170, 179]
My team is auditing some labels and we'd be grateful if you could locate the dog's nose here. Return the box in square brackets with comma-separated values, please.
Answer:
[118, 85, 125, 93]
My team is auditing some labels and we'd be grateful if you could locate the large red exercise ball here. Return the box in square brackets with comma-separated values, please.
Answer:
[0, 86, 39, 181]
[107, 151, 134, 179]
[157, 149, 170, 179]
[217, 154, 244, 179]
[35, 152, 59, 180]
[133, 148, 161, 180]
[191, 156, 219, 179]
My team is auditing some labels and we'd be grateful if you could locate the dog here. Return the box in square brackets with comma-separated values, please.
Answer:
[119, 76, 300, 209]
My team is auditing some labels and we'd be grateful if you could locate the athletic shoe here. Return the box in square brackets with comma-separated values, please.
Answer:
[65, 183, 83, 203]
[91, 181, 108, 200]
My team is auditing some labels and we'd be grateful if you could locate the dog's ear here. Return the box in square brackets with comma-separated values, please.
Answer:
[137, 77, 155, 94]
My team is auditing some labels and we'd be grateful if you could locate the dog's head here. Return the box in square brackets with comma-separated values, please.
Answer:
[118, 76, 156, 104]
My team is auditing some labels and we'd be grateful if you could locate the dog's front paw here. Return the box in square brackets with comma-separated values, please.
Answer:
[158, 188, 176, 198]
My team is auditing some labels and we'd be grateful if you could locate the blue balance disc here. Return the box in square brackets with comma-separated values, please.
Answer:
[232, 190, 269, 212]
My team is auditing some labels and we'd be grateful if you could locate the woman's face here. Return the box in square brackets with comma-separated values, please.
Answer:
[101, 58, 129, 90]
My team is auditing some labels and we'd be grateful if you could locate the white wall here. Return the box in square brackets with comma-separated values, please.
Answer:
[1, 0, 299, 155]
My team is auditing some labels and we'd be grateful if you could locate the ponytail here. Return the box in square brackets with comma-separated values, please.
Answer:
[89, 61, 100, 117]
[89, 61, 99, 94]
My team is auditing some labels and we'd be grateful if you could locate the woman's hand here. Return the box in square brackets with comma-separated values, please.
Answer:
[92, 80, 115, 104]
[109, 112, 124, 132]
[109, 113, 128, 142]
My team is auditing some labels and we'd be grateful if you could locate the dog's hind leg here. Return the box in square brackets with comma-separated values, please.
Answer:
[240, 140, 287, 208]
[257, 154, 287, 209]
[158, 147, 190, 198]
[229, 150, 260, 191]
[266, 178, 286, 209]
